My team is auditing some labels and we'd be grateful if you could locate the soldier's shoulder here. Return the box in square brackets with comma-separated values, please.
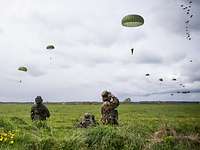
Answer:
[31, 104, 37, 108]
[40, 104, 49, 109]
[31, 104, 37, 110]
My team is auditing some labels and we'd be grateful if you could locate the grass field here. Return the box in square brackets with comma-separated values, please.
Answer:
[0, 103, 200, 150]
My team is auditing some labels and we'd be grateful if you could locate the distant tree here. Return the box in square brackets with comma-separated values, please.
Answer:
[123, 98, 131, 103]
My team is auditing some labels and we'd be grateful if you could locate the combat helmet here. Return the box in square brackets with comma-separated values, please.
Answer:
[84, 113, 91, 119]
[35, 96, 43, 104]
[101, 90, 110, 97]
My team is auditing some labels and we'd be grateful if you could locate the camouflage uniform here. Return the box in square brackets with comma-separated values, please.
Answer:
[31, 96, 50, 121]
[77, 113, 97, 128]
[101, 91, 119, 125]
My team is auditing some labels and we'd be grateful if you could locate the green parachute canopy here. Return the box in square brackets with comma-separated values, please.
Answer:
[18, 66, 28, 72]
[46, 45, 55, 50]
[122, 14, 144, 27]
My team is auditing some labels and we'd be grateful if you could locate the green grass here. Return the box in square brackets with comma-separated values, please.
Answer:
[0, 103, 200, 150]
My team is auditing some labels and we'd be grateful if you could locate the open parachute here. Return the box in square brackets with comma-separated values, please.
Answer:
[46, 45, 55, 50]
[122, 14, 144, 27]
[18, 66, 28, 72]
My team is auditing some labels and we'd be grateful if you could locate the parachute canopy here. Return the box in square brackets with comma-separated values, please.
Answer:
[122, 14, 144, 27]
[46, 45, 55, 50]
[18, 66, 28, 72]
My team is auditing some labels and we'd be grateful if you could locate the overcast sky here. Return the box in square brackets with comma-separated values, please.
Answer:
[0, 0, 200, 102]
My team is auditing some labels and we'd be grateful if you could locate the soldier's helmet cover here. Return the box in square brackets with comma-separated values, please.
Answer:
[101, 90, 111, 97]
[35, 96, 43, 104]
[84, 113, 90, 119]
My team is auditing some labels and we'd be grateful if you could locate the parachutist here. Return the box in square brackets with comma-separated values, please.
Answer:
[131, 48, 134, 55]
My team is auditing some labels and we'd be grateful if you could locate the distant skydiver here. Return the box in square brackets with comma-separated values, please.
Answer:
[131, 48, 134, 55]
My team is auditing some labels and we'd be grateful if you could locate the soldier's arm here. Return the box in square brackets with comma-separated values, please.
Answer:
[44, 105, 50, 118]
[31, 106, 35, 120]
[110, 95, 119, 108]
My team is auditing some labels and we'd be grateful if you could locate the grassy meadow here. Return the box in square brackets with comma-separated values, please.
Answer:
[0, 103, 200, 150]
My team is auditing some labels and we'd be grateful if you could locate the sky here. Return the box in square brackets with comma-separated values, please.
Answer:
[0, 0, 200, 102]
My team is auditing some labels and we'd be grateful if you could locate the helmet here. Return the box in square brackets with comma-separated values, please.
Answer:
[84, 113, 91, 119]
[35, 96, 43, 104]
[101, 90, 110, 97]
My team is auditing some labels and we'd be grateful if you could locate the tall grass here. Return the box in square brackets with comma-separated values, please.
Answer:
[0, 104, 200, 149]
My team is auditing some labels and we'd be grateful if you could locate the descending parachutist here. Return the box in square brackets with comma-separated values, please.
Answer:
[131, 48, 134, 55]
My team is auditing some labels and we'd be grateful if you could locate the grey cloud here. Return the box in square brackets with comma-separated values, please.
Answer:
[120, 49, 163, 65]
[136, 52, 163, 64]
[118, 88, 200, 98]
[190, 4, 200, 32]
[0, 0, 199, 102]
[143, 88, 200, 96]
[151, 0, 200, 35]
[27, 65, 46, 77]
[180, 60, 200, 82]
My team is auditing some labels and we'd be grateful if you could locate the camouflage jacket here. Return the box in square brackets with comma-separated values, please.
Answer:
[31, 104, 50, 121]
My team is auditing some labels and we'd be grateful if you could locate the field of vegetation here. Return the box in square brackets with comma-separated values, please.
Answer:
[0, 103, 200, 150]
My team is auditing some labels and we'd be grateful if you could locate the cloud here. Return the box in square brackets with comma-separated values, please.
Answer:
[0, 0, 199, 102]
[27, 65, 46, 77]
[180, 60, 200, 82]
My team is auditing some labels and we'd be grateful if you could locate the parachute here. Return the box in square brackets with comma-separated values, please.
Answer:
[18, 66, 28, 83]
[145, 74, 150, 76]
[18, 67, 28, 72]
[46, 45, 55, 50]
[46, 44, 55, 62]
[122, 14, 144, 27]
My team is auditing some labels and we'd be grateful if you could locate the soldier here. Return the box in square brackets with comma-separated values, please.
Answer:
[77, 113, 97, 128]
[31, 96, 50, 121]
[101, 91, 119, 125]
